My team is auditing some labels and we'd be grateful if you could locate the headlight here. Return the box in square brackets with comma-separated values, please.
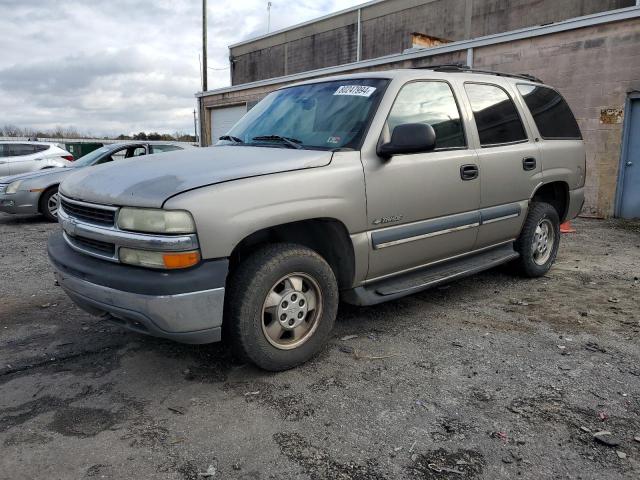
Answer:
[119, 247, 200, 269]
[5, 180, 22, 194]
[117, 207, 196, 234]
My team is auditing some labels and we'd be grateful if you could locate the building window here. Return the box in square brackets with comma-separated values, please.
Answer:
[517, 85, 582, 140]
[465, 83, 527, 146]
[387, 81, 466, 149]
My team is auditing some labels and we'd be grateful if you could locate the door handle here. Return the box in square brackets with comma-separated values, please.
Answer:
[523, 157, 537, 171]
[460, 164, 479, 181]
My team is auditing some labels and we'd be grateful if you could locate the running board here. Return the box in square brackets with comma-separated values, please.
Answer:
[342, 244, 519, 306]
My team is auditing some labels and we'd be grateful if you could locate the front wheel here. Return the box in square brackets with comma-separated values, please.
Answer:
[513, 202, 560, 277]
[40, 186, 60, 222]
[225, 243, 338, 371]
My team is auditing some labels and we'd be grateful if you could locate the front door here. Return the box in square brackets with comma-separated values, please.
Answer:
[363, 80, 480, 280]
[619, 98, 640, 219]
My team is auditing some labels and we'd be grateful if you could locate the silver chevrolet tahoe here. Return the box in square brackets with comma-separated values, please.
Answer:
[48, 68, 585, 371]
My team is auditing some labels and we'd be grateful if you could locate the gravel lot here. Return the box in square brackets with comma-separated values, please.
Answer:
[0, 213, 638, 480]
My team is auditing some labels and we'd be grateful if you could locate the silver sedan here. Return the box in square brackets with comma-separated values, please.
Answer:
[0, 142, 188, 221]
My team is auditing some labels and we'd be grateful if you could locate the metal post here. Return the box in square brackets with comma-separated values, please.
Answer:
[267, 2, 272, 33]
[356, 8, 362, 62]
[202, 0, 208, 92]
[466, 47, 474, 68]
[193, 109, 198, 143]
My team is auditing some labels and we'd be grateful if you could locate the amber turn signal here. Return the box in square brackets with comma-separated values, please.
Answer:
[162, 251, 201, 269]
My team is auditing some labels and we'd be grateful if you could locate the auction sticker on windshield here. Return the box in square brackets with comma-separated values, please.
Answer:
[333, 85, 377, 97]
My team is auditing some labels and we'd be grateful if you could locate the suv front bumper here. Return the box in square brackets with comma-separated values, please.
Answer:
[48, 231, 228, 344]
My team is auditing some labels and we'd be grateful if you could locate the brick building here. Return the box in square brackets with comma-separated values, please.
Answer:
[197, 0, 640, 218]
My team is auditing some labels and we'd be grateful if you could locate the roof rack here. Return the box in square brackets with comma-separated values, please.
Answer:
[416, 64, 543, 83]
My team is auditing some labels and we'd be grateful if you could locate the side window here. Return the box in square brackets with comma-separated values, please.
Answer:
[128, 147, 146, 158]
[465, 83, 527, 146]
[387, 81, 466, 149]
[517, 85, 582, 140]
[152, 145, 180, 153]
[7, 144, 36, 157]
[33, 144, 50, 153]
[0, 145, 5, 158]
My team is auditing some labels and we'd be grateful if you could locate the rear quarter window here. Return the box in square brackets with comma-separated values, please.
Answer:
[517, 85, 582, 140]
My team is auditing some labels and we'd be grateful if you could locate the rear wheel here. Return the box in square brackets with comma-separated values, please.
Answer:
[40, 186, 60, 222]
[513, 202, 560, 277]
[225, 243, 338, 371]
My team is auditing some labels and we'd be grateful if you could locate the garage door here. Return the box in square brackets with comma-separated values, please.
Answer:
[210, 105, 247, 144]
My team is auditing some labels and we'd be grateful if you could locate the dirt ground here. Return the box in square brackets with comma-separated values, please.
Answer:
[0, 214, 638, 480]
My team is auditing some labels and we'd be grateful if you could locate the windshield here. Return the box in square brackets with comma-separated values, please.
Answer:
[72, 145, 114, 167]
[220, 78, 389, 150]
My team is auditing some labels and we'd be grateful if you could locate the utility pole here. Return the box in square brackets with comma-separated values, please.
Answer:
[193, 109, 198, 143]
[267, 2, 272, 33]
[202, 0, 208, 92]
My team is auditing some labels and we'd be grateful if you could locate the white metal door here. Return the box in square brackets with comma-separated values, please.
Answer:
[210, 105, 246, 144]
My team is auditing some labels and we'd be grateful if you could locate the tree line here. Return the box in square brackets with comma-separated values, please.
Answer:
[1, 125, 196, 143]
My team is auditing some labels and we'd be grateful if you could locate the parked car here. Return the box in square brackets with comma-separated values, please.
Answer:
[0, 142, 188, 221]
[0, 141, 74, 178]
[48, 68, 585, 371]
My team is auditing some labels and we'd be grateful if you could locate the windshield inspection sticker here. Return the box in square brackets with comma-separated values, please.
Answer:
[334, 85, 377, 97]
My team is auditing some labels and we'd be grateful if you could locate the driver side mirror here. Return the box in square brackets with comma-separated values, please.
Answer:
[377, 123, 437, 159]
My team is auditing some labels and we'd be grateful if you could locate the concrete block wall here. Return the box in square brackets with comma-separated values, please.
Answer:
[229, 0, 634, 85]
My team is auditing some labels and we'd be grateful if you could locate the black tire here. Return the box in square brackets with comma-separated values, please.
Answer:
[40, 186, 60, 222]
[513, 202, 560, 277]
[225, 243, 338, 371]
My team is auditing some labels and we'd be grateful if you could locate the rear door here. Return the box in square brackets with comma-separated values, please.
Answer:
[6, 144, 39, 174]
[0, 145, 10, 177]
[463, 82, 542, 249]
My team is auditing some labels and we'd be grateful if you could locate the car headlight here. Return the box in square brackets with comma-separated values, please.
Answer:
[117, 207, 196, 234]
[119, 247, 200, 269]
[5, 180, 22, 194]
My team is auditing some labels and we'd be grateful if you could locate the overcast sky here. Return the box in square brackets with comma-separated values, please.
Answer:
[0, 0, 363, 136]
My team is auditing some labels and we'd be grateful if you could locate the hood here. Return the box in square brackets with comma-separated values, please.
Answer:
[0, 167, 68, 185]
[60, 145, 333, 208]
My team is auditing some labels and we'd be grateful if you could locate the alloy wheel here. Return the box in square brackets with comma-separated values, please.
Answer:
[261, 272, 322, 350]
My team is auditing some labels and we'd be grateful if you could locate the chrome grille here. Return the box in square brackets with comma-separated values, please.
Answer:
[69, 234, 116, 256]
[60, 198, 116, 226]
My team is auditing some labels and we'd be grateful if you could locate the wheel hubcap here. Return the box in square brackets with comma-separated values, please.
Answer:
[532, 218, 555, 265]
[48, 192, 59, 218]
[261, 273, 322, 350]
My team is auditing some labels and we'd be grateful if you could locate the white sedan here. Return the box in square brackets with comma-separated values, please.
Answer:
[0, 141, 74, 179]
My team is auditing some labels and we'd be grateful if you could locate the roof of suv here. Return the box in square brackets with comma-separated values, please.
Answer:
[287, 68, 548, 90]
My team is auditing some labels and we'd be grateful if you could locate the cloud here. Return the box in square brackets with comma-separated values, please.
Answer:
[0, 0, 363, 135]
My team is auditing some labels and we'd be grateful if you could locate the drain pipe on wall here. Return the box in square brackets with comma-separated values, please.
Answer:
[467, 47, 474, 68]
[356, 8, 362, 62]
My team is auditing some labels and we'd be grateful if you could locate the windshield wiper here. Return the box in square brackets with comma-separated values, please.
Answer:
[219, 135, 244, 144]
[251, 135, 303, 149]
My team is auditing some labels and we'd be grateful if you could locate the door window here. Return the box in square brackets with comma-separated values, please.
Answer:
[517, 85, 582, 140]
[128, 147, 147, 157]
[151, 145, 181, 153]
[387, 81, 466, 149]
[6, 144, 37, 157]
[465, 83, 527, 146]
